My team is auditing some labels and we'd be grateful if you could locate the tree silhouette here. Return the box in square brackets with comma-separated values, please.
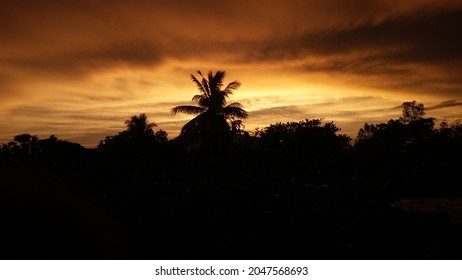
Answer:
[124, 114, 168, 145]
[97, 113, 167, 156]
[14, 133, 38, 153]
[400, 101, 425, 124]
[256, 119, 351, 158]
[356, 101, 435, 155]
[172, 70, 248, 137]
[125, 113, 156, 141]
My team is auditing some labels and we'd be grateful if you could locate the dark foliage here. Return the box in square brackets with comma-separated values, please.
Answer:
[1, 134, 92, 163]
[400, 100, 425, 124]
[97, 114, 168, 159]
[1, 100, 462, 260]
[355, 102, 462, 198]
[256, 119, 351, 160]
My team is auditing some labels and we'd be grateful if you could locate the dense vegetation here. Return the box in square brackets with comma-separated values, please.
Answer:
[1, 75, 462, 259]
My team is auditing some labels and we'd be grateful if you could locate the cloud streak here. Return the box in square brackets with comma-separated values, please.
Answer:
[427, 100, 462, 110]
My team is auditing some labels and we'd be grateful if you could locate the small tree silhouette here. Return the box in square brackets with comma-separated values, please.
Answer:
[97, 113, 167, 156]
[400, 101, 425, 124]
[125, 113, 156, 141]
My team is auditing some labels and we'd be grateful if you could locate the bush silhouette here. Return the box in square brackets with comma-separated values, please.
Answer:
[256, 118, 351, 159]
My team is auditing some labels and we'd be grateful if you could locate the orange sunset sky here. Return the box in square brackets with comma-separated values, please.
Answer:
[1, 0, 462, 146]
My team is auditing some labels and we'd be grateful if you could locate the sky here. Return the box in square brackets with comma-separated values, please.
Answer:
[1, 0, 462, 146]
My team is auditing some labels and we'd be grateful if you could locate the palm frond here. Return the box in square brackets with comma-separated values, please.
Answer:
[209, 70, 225, 92]
[195, 70, 210, 97]
[191, 94, 202, 101]
[220, 82, 241, 106]
[226, 102, 244, 108]
[207, 71, 214, 87]
[201, 77, 210, 97]
[191, 74, 207, 95]
[222, 105, 248, 119]
[146, 122, 157, 129]
[192, 94, 210, 108]
[224, 80, 241, 93]
[171, 105, 206, 115]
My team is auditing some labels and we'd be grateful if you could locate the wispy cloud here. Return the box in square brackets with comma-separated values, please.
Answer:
[427, 100, 462, 110]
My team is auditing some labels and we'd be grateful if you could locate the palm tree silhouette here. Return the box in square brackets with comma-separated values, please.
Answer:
[172, 70, 248, 137]
[125, 113, 156, 140]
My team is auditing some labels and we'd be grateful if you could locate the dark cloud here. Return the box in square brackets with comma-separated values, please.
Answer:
[308, 9, 462, 60]
[391, 99, 462, 111]
[230, 7, 462, 96]
[3, 40, 163, 77]
[300, 56, 412, 76]
[81, 95, 124, 102]
[8, 102, 174, 120]
[427, 100, 462, 110]
[248, 102, 394, 123]
[237, 6, 462, 62]
[441, 114, 462, 119]
[2, 1, 462, 84]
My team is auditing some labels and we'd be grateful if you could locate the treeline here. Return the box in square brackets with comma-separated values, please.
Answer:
[1, 101, 462, 259]
[2, 100, 462, 205]
[2, 101, 461, 192]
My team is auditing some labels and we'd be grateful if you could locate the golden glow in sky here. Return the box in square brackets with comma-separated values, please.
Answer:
[1, 0, 462, 146]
